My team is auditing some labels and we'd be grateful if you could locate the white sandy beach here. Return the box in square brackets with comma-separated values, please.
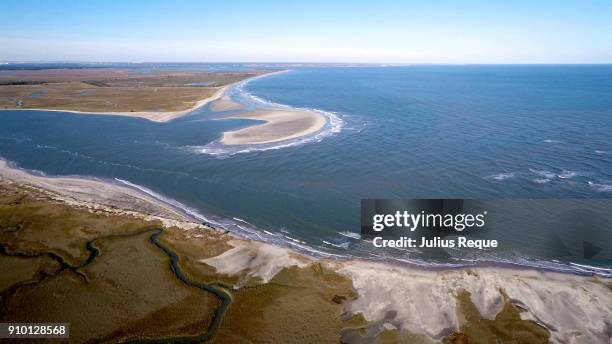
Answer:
[339, 261, 612, 343]
[220, 108, 327, 145]
[1, 159, 610, 343]
[196, 237, 612, 343]
[0, 159, 199, 229]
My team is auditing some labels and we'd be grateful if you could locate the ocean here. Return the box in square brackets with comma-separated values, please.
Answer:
[1, 64, 611, 275]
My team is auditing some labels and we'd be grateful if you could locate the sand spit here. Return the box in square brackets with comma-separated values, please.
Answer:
[220, 108, 327, 145]
[0, 159, 200, 230]
[210, 95, 245, 112]
[3, 85, 228, 123]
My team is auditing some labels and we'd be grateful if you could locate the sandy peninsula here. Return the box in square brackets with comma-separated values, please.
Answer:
[1, 159, 610, 343]
[221, 108, 327, 145]
[210, 94, 245, 112]
[0, 159, 194, 227]
[0, 69, 265, 122]
[3, 85, 228, 122]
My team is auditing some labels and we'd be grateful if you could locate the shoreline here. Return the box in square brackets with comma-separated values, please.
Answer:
[2, 68, 332, 146]
[210, 94, 245, 112]
[0, 158, 200, 229]
[214, 68, 330, 146]
[0, 85, 229, 122]
[0, 157, 609, 278]
[1, 157, 610, 342]
[0, 70, 282, 123]
[220, 108, 327, 145]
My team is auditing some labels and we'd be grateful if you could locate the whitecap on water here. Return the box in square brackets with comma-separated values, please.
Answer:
[588, 181, 612, 192]
[486, 172, 516, 181]
[529, 168, 556, 179]
[557, 170, 577, 179]
[339, 231, 361, 240]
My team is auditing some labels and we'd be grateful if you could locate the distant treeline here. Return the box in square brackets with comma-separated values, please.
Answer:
[0, 80, 47, 85]
[82, 80, 110, 87]
[0, 63, 110, 71]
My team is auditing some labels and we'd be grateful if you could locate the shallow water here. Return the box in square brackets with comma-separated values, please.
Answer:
[1, 65, 611, 273]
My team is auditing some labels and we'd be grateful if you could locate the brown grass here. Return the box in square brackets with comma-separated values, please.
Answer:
[0, 181, 357, 343]
[0, 69, 263, 113]
[443, 290, 550, 344]
[211, 263, 356, 343]
[0, 183, 220, 343]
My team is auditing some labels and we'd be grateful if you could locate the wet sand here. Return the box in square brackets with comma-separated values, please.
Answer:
[210, 95, 245, 112]
[220, 108, 327, 145]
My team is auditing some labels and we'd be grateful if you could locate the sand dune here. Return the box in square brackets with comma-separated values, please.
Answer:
[201, 239, 310, 284]
[197, 240, 612, 342]
[340, 261, 612, 343]
[220, 108, 326, 145]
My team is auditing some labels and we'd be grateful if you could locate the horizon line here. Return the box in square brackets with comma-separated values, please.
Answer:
[2, 60, 612, 66]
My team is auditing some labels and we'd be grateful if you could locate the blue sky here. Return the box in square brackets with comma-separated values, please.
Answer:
[1, 0, 611, 63]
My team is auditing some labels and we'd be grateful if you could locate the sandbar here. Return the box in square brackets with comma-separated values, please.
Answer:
[220, 108, 326, 145]
[210, 95, 245, 112]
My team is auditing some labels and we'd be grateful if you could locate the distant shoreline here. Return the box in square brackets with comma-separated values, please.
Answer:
[1, 69, 331, 145]
[0, 83, 234, 122]
[0, 70, 275, 122]
[0, 85, 229, 122]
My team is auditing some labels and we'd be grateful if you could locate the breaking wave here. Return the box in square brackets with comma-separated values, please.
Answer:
[112, 177, 611, 278]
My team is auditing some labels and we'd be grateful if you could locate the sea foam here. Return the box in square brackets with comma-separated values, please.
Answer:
[103, 178, 612, 278]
